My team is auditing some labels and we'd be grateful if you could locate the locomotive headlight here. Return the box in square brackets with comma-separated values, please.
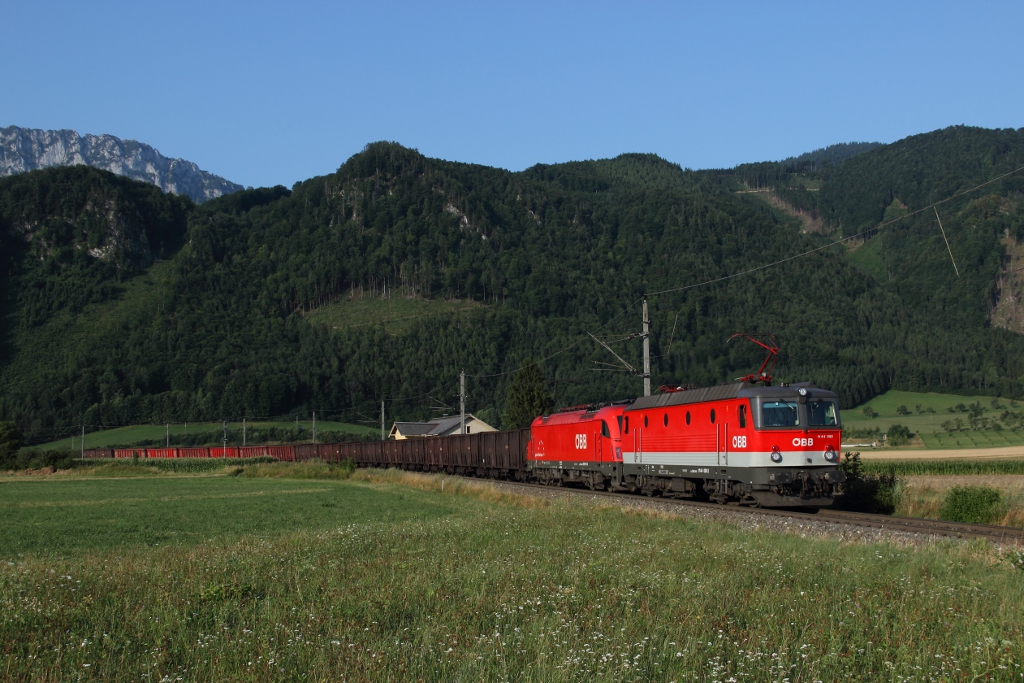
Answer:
[797, 387, 808, 396]
[824, 446, 838, 463]
[771, 448, 783, 463]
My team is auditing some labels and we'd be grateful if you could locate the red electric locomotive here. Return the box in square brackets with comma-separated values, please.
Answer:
[528, 401, 630, 488]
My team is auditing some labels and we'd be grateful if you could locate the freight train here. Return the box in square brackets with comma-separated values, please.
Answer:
[84, 381, 846, 507]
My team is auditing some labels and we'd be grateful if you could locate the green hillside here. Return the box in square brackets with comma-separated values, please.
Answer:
[2, 128, 1024, 444]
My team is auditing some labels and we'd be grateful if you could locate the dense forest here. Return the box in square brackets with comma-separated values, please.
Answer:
[1, 126, 1023, 443]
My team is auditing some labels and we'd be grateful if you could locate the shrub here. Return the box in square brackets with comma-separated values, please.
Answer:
[896, 405, 910, 415]
[862, 406, 878, 418]
[886, 424, 911, 446]
[837, 452, 903, 514]
[8, 447, 80, 471]
[939, 485, 1004, 524]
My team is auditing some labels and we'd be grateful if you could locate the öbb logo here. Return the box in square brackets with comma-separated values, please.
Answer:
[574, 434, 587, 449]
[731, 435, 747, 448]
[792, 437, 814, 447]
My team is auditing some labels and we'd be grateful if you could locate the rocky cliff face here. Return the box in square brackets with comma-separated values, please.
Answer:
[0, 126, 244, 203]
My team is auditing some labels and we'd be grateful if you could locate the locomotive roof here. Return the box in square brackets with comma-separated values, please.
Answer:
[539, 403, 627, 425]
[625, 381, 837, 411]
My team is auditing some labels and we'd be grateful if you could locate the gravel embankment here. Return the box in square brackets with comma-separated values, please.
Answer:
[490, 481, 973, 547]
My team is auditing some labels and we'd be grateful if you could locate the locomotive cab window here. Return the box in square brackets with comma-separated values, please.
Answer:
[808, 400, 839, 427]
[738, 404, 747, 428]
[624, 416, 629, 434]
[617, 416, 623, 433]
[601, 420, 611, 437]
[762, 400, 800, 427]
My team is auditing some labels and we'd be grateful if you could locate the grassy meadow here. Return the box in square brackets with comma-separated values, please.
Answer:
[2, 464, 1024, 681]
[303, 295, 482, 334]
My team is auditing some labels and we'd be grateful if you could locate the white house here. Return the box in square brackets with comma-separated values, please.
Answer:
[388, 414, 497, 440]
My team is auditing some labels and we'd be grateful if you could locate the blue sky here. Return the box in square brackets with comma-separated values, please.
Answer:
[3, 1, 1021, 188]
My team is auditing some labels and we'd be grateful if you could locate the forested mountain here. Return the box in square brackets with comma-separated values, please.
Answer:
[1, 126, 1023, 443]
[779, 142, 882, 171]
[0, 126, 244, 203]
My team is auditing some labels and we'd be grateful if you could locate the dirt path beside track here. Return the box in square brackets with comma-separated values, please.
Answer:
[857, 445, 1024, 460]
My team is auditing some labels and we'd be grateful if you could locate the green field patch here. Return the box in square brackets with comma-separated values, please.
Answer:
[920, 429, 1024, 449]
[0, 476, 453, 556]
[846, 234, 887, 282]
[304, 295, 481, 334]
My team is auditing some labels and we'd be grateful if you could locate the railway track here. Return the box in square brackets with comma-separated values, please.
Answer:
[491, 480, 1024, 545]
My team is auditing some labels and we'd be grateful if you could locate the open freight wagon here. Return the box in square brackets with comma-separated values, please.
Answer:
[82, 429, 532, 480]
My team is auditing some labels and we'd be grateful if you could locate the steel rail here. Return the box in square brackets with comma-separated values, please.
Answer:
[485, 479, 1024, 545]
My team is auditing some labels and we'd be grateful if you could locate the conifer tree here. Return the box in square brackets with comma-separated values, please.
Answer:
[502, 360, 554, 429]
[0, 422, 23, 469]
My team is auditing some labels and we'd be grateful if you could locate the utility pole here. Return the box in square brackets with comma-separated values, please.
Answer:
[166, 423, 169, 448]
[642, 296, 651, 397]
[243, 417, 246, 446]
[312, 411, 316, 444]
[381, 400, 385, 440]
[222, 420, 227, 451]
[460, 370, 466, 434]
[81, 425, 85, 458]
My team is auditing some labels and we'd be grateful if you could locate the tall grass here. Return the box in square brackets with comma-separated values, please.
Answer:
[238, 459, 355, 480]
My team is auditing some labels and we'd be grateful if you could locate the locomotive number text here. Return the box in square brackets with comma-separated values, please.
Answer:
[792, 437, 814, 447]
[574, 434, 588, 449]
[731, 435, 747, 448]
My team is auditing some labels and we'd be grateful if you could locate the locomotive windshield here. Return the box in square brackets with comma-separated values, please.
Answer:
[808, 400, 839, 426]
[762, 400, 800, 427]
